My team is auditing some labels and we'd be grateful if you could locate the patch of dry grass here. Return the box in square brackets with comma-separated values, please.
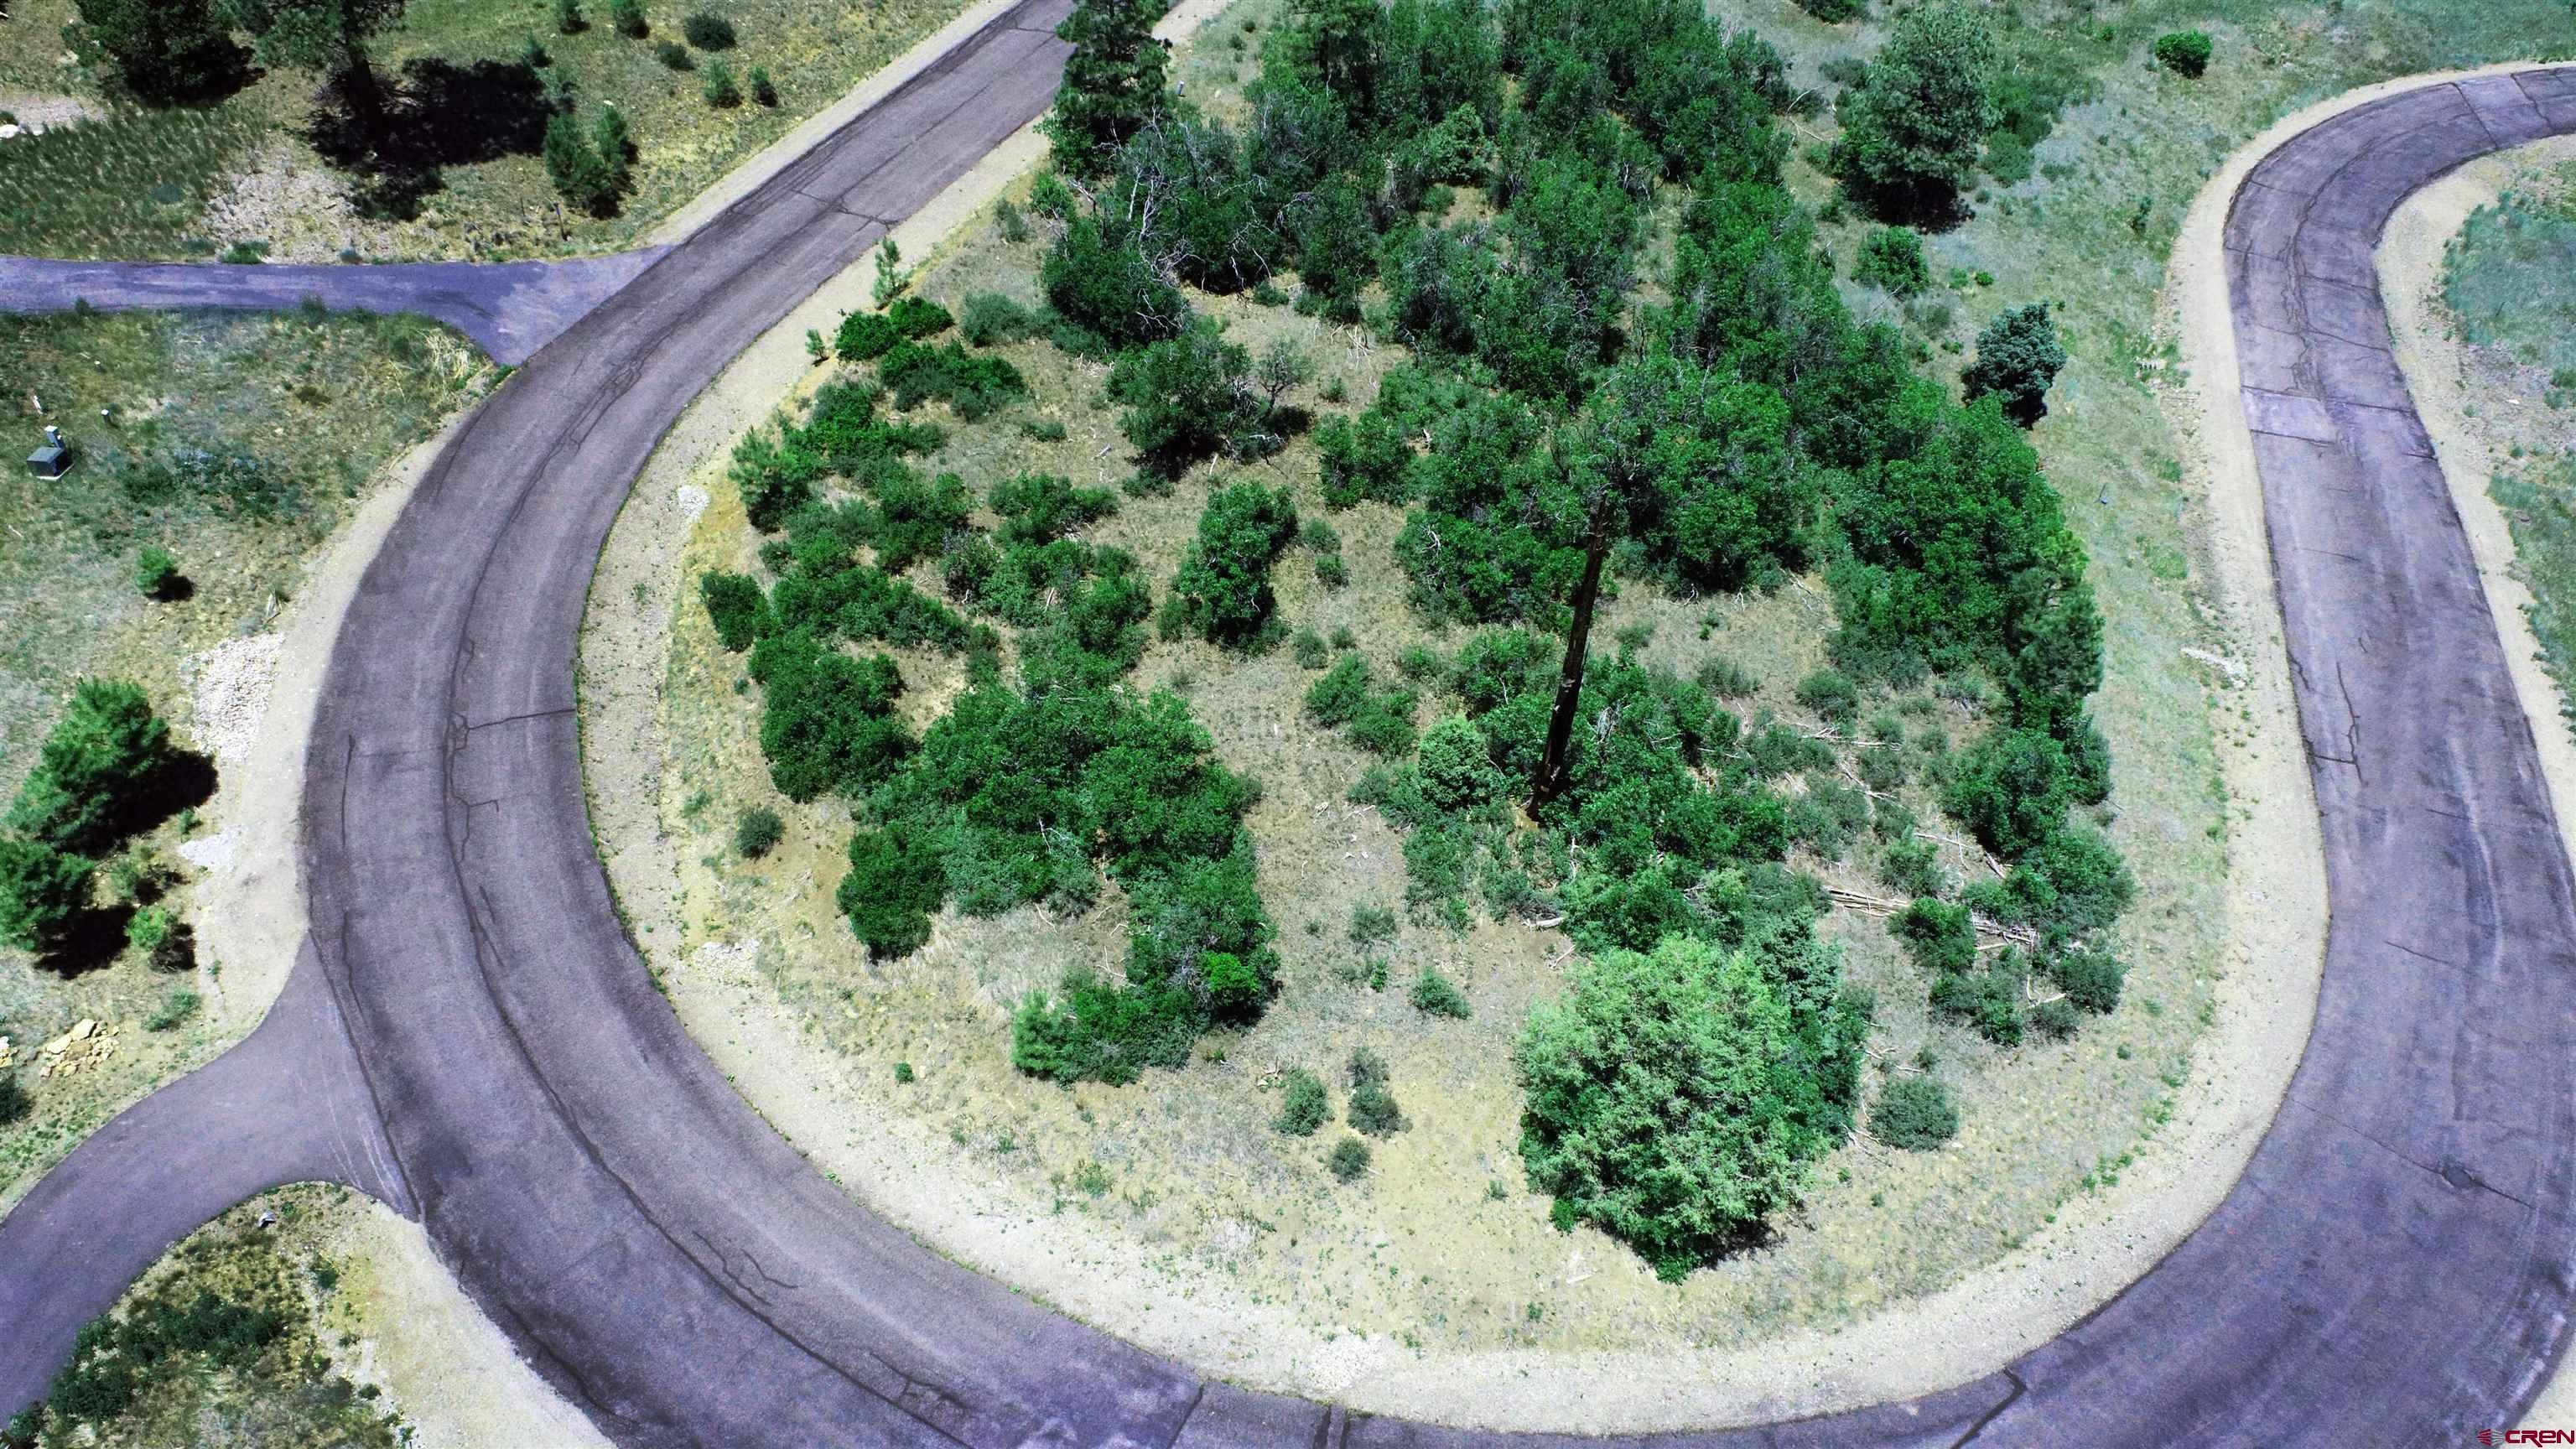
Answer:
[0, 309, 492, 1204]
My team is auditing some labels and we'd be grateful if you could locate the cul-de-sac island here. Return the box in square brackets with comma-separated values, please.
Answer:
[0, 0, 2570, 1444]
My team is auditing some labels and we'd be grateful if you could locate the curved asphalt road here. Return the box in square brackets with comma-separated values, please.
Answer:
[6, 47, 2576, 1449]
[0, 251, 664, 363]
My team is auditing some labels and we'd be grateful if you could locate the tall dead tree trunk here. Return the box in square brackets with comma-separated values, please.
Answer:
[1531, 494, 1613, 809]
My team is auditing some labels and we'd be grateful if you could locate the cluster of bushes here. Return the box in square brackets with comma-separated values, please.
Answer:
[543, 105, 636, 218]
[1012, 0, 2128, 1273]
[1270, 1047, 1411, 1146]
[0, 682, 197, 969]
[709, 344, 1281, 1083]
[36, 1289, 285, 1426]
[8, 1231, 393, 1446]
[835, 296, 953, 361]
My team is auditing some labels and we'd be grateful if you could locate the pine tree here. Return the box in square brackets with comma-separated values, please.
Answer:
[1044, 0, 1167, 179]
[1831, 0, 1997, 215]
[593, 105, 634, 190]
[543, 111, 617, 216]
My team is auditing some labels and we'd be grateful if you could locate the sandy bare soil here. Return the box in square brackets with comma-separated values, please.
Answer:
[2374, 129, 2576, 1431]
[319, 1198, 615, 1449]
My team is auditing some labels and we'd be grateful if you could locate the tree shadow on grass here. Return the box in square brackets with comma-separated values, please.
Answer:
[39, 902, 135, 979]
[1845, 178, 1976, 235]
[305, 59, 557, 220]
[111, 750, 218, 845]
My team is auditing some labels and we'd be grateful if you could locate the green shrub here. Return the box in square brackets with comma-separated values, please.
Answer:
[1345, 1048, 1406, 1135]
[1930, 956, 2023, 1043]
[1348, 902, 1398, 948]
[680, 10, 735, 47]
[749, 631, 910, 801]
[699, 571, 771, 650]
[1872, 1076, 1956, 1148]
[1854, 226, 1929, 297]
[1695, 657, 1755, 699]
[1313, 409, 1412, 508]
[134, 546, 182, 599]
[1158, 483, 1298, 645]
[836, 821, 946, 958]
[1010, 967, 1202, 1085]
[607, 0, 646, 34]
[1306, 655, 1373, 727]
[1877, 835, 1945, 898]
[1042, 213, 1190, 350]
[1832, 2, 1999, 209]
[1785, 777, 1869, 860]
[1514, 936, 1866, 1278]
[836, 311, 901, 361]
[1327, 1136, 1372, 1182]
[701, 59, 740, 106]
[1889, 897, 1975, 974]
[8, 679, 175, 853]
[1942, 726, 2075, 856]
[1292, 629, 1330, 670]
[2152, 30, 2211, 77]
[2044, 940, 2125, 1014]
[1415, 716, 1505, 815]
[556, 0, 584, 32]
[879, 340, 1024, 420]
[1962, 303, 2067, 428]
[887, 295, 954, 340]
[0, 839, 92, 953]
[733, 807, 784, 859]
[958, 293, 1041, 345]
[653, 38, 693, 68]
[748, 65, 778, 106]
[1347, 691, 1420, 756]
[1275, 1067, 1331, 1135]
[2031, 997, 2079, 1039]
[893, 1060, 916, 1083]
[1109, 319, 1279, 473]
[124, 903, 174, 956]
[1795, 0, 1863, 18]
[0, 1072, 29, 1124]
[1409, 967, 1471, 1018]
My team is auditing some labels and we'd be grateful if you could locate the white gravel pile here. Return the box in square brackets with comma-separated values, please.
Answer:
[183, 632, 283, 766]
